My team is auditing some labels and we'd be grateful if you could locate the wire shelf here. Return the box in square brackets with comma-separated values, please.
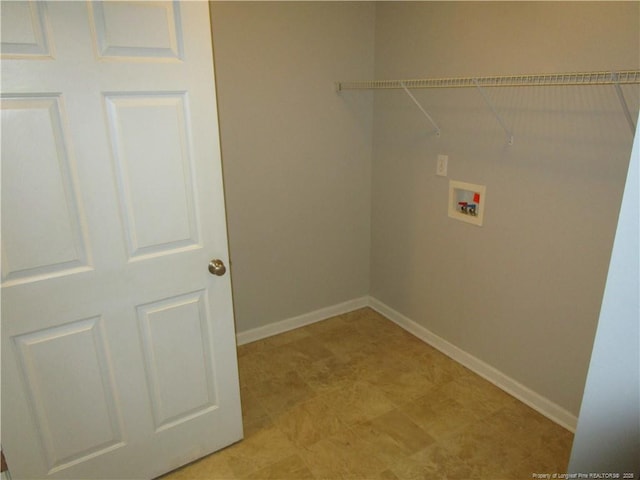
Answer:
[336, 70, 640, 91]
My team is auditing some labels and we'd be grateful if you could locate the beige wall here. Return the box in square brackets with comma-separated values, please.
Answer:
[370, 1, 639, 415]
[210, 2, 375, 332]
[210, 1, 639, 416]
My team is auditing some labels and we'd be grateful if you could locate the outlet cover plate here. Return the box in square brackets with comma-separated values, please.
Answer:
[437, 154, 448, 176]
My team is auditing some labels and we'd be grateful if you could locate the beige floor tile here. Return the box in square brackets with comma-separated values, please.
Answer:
[442, 419, 531, 477]
[522, 412, 575, 455]
[237, 351, 269, 388]
[386, 333, 451, 364]
[339, 307, 380, 324]
[376, 469, 402, 480]
[367, 409, 436, 454]
[414, 364, 457, 388]
[348, 421, 415, 469]
[393, 351, 463, 388]
[343, 308, 406, 340]
[356, 343, 419, 377]
[252, 371, 316, 416]
[239, 387, 274, 437]
[261, 327, 312, 349]
[242, 412, 273, 439]
[515, 419, 573, 475]
[271, 394, 347, 448]
[438, 371, 521, 419]
[257, 345, 316, 379]
[240, 385, 264, 417]
[297, 354, 363, 393]
[366, 367, 437, 406]
[437, 418, 503, 460]
[521, 444, 572, 475]
[223, 424, 299, 478]
[243, 454, 315, 480]
[161, 308, 574, 480]
[400, 393, 481, 440]
[427, 353, 473, 380]
[236, 339, 269, 358]
[158, 445, 238, 480]
[329, 379, 397, 425]
[483, 401, 557, 448]
[287, 336, 335, 362]
[297, 426, 388, 479]
[315, 325, 380, 362]
[300, 314, 349, 336]
[468, 457, 521, 480]
[390, 443, 478, 480]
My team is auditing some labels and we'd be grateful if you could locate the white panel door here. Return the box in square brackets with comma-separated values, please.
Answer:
[0, 2, 243, 479]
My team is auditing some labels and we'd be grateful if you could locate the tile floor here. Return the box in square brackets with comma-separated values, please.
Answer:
[161, 308, 573, 479]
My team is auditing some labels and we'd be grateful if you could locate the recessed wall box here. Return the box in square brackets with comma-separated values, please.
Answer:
[448, 180, 486, 226]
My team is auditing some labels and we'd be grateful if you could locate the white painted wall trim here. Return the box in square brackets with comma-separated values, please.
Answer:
[235, 296, 370, 345]
[368, 296, 578, 432]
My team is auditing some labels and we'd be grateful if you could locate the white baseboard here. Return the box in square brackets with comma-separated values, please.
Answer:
[235, 296, 370, 346]
[368, 296, 578, 432]
[234, 295, 577, 431]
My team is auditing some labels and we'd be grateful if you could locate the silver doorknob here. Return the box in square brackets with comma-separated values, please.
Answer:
[208, 259, 226, 276]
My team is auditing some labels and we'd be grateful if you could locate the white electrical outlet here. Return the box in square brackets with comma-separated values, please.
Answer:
[436, 154, 448, 176]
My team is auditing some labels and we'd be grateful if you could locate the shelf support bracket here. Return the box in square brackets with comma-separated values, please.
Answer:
[473, 78, 514, 145]
[611, 72, 636, 136]
[400, 82, 441, 137]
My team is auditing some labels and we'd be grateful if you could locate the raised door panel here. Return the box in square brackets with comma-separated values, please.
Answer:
[90, 1, 183, 61]
[0, 1, 52, 58]
[1, 95, 91, 286]
[13, 317, 124, 474]
[104, 93, 200, 260]
[137, 290, 218, 431]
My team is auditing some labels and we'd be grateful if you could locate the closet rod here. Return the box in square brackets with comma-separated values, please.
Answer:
[335, 70, 640, 91]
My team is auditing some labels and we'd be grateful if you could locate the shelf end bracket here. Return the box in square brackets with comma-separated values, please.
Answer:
[400, 82, 441, 137]
[611, 72, 636, 136]
[473, 78, 514, 145]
